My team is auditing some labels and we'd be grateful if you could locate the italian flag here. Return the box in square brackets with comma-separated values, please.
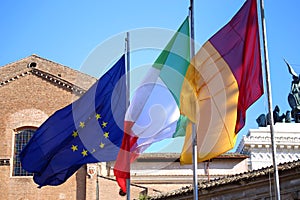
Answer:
[114, 17, 190, 194]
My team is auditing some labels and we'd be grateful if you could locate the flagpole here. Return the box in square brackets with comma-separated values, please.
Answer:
[258, 0, 281, 199]
[125, 31, 131, 200]
[189, 0, 198, 200]
[96, 165, 99, 200]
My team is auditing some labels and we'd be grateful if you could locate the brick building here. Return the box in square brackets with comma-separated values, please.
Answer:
[0, 54, 97, 200]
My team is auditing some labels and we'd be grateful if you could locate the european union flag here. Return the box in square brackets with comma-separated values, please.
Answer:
[20, 55, 126, 187]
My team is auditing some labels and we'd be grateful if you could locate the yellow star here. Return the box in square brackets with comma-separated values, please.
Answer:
[101, 121, 108, 128]
[81, 149, 88, 157]
[72, 130, 78, 138]
[79, 121, 85, 128]
[91, 149, 96, 153]
[71, 145, 78, 152]
[95, 113, 101, 120]
[100, 142, 105, 149]
[103, 132, 109, 138]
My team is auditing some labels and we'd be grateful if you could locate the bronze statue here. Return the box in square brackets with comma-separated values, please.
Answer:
[285, 59, 300, 122]
[256, 105, 286, 127]
[285, 110, 291, 123]
[256, 114, 267, 127]
[255, 60, 298, 127]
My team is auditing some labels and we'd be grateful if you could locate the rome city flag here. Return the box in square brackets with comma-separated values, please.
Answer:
[180, 0, 263, 164]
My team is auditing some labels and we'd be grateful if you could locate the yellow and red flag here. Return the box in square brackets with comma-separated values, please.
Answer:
[180, 0, 263, 164]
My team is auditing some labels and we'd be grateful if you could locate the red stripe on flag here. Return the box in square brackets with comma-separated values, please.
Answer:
[113, 121, 138, 194]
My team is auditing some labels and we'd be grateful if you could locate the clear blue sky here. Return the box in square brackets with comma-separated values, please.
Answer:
[1, 0, 300, 153]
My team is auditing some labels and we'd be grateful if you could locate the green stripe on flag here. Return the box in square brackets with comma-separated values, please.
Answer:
[153, 17, 190, 106]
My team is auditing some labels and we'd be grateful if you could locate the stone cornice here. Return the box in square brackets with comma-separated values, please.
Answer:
[237, 134, 300, 153]
[0, 70, 31, 87]
[244, 135, 300, 144]
[31, 68, 86, 95]
[0, 67, 86, 96]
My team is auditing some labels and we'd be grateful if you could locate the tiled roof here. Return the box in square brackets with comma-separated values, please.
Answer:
[214, 153, 249, 159]
[137, 152, 248, 162]
[149, 159, 300, 200]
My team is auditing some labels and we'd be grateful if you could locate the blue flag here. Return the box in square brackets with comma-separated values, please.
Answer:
[20, 55, 126, 187]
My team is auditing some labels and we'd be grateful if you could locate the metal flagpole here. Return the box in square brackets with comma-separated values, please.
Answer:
[96, 165, 99, 200]
[125, 31, 131, 200]
[189, 0, 198, 200]
[258, 0, 281, 199]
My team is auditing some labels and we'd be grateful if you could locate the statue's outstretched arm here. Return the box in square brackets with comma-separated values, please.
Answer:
[284, 58, 298, 78]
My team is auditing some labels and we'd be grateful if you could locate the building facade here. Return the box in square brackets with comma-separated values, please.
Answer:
[149, 122, 300, 199]
[103, 153, 248, 198]
[237, 123, 300, 170]
[0, 55, 96, 200]
[149, 159, 300, 200]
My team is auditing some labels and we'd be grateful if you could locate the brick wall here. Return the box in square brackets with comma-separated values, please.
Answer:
[0, 56, 93, 200]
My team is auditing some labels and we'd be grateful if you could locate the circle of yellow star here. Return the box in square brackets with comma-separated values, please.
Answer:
[100, 143, 105, 149]
[79, 121, 85, 128]
[103, 132, 109, 138]
[95, 113, 101, 120]
[81, 149, 88, 157]
[71, 145, 78, 152]
[72, 130, 78, 138]
[101, 121, 108, 128]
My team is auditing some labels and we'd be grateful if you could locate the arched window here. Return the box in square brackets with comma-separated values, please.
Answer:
[13, 128, 36, 176]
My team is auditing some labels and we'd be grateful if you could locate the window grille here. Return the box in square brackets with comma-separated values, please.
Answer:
[13, 129, 35, 176]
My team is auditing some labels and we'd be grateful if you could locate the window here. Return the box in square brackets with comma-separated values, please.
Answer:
[13, 128, 35, 176]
